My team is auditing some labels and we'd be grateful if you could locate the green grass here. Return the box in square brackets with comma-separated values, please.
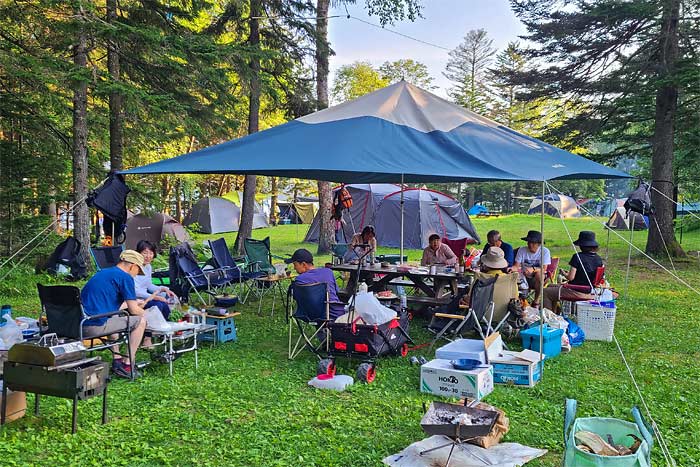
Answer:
[1, 215, 699, 466]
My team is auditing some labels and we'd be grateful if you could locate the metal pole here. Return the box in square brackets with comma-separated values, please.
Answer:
[400, 173, 405, 264]
[539, 180, 545, 373]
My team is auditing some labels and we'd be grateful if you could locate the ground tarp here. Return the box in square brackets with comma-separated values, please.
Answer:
[305, 184, 480, 249]
[122, 82, 629, 183]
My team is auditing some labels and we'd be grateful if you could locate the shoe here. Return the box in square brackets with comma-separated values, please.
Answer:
[409, 356, 419, 365]
[112, 361, 142, 379]
[417, 356, 428, 365]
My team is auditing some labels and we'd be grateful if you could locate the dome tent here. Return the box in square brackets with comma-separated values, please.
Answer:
[184, 197, 240, 234]
[221, 191, 270, 229]
[607, 206, 648, 230]
[527, 194, 581, 218]
[124, 212, 190, 249]
[304, 184, 480, 249]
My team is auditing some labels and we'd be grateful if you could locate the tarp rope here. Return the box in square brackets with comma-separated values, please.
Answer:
[547, 181, 681, 466]
[651, 186, 700, 223]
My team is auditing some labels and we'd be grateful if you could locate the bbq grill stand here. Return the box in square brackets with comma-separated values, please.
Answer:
[418, 435, 479, 467]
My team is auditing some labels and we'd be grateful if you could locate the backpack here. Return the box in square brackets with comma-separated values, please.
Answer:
[624, 181, 653, 216]
[338, 185, 353, 209]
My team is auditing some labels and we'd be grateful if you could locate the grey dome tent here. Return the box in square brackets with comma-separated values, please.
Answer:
[221, 191, 270, 229]
[124, 212, 190, 249]
[527, 194, 581, 218]
[607, 206, 648, 230]
[304, 184, 480, 249]
[185, 197, 240, 234]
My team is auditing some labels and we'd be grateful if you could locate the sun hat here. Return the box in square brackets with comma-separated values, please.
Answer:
[119, 250, 146, 275]
[573, 231, 599, 248]
[481, 247, 508, 269]
[521, 230, 543, 243]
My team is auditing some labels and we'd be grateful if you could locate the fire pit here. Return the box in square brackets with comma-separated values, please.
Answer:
[1, 334, 110, 433]
[419, 401, 499, 467]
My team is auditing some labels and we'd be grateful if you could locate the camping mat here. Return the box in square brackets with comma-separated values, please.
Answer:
[383, 435, 547, 467]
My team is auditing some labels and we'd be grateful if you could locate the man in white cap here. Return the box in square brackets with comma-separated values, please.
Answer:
[81, 249, 148, 379]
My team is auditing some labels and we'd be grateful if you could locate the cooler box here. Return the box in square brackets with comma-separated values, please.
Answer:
[420, 359, 493, 401]
[520, 325, 564, 359]
[576, 301, 616, 342]
[435, 339, 487, 364]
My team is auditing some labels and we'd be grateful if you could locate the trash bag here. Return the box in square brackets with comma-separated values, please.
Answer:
[565, 317, 585, 347]
[0, 319, 23, 350]
[354, 291, 396, 325]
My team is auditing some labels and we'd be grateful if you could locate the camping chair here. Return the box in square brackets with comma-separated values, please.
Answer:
[169, 243, 234, 306]
[37, 284, 135, 379]
[331, 243, 349, 265]
[558, 266, 606, 313]
[429, 273, 519, 349]
[207, 238, 262, 303]
[442, 237, 468, 258]
[286, 282, 333, 360]
[243, 236, 288, 301]
[90, 245, 124, 271]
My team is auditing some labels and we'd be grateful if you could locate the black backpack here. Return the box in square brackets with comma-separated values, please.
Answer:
[45, 237, 88, 281]
[624, 181, 653, 216]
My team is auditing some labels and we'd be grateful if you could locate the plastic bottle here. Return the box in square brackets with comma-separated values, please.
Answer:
[0, 305, 12, 327]
[399, 288, 407, 311]
[358, 281, 368, 294]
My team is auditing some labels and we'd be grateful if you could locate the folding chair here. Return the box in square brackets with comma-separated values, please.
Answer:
[169, 243, 234, 306]
[286, 282, 332, 360]
[243, 237, 281, 275]
[207, 238, 262, 303]
[90, 245, 123, 271]
[37, 284, 135, 379]
[558, 266, 606, 312]
[442, 237, 468, 258]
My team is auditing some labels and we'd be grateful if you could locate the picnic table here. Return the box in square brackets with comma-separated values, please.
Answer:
[330, 263, 471, 306]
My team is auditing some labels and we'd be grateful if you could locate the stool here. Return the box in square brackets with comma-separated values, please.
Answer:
[202, 312, 239, 343]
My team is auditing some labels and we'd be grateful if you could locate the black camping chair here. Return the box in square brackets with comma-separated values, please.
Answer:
[37, 284, 134, 379]
[90, 245, 124, 271]
[429, 275, 498, 349]
[286, 282, 333, 360]
[207, 238, 263, 304]
[45, 236, 88, 281]
[169, 243, 233, 305]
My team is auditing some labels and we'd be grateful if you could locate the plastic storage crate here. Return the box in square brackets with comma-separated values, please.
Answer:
[576, 301, 616, 342]
[520, 325, 564, 359]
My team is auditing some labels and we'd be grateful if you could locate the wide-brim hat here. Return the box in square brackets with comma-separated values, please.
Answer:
[481, 247, 508, 269]
[573, 231, 598, 247]
[521, 230, 543, 243]
[120, 250, 146, 275]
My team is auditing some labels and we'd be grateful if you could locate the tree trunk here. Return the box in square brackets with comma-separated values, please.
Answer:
[316, 0, 334, 254]
[234, 0, 261, 254]
[107, 0, 123, 173]
[270, 176, 278, 225]
[72, 25, 90, 266]
[646, 0, 684, 257]
[161, 175, 171, 214]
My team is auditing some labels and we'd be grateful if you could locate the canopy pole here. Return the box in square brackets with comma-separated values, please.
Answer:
[400, 173, 405, 263]
[624, 225, 634, 296]
[539, 180, 545, 377]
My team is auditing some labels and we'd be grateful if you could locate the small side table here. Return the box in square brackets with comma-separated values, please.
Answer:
[252, 275, 289, 317]
[203, 312, 240, 343]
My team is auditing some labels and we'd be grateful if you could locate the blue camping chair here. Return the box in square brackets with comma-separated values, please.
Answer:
[90, 245, 124, 271]
[169, 243, 233, 305]
[287, 282, 333, 360]
[207, 238, 263, 304]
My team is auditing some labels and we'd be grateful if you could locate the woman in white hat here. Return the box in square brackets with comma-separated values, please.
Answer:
[480, 247, 509, 275]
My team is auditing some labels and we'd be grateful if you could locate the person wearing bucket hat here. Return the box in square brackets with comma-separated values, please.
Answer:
[479, 247, 509, 275]
[543, 231, 604, 311]
[287, 249, 346, 319]
[514, 230, 551, 307]
[80, 249, 149, 379]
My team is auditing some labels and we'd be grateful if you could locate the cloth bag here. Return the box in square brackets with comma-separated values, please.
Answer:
[563, 399, 653, 467]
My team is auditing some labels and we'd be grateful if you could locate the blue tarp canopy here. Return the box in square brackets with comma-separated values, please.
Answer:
[123, 81, 629, 182]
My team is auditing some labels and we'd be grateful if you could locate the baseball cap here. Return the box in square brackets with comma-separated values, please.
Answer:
[285, 248, 314, 264]
[120, 249, 146, 275]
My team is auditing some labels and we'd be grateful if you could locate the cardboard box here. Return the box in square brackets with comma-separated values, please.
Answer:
[434, 333, 503, 364]
[1, 388, 27, 422]
[420, 359, 494, 400]
[490, 349, 544, 387]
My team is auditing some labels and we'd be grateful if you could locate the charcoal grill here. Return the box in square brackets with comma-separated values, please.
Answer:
[419, 401, 499, 467]
[1, 334, 110, 433]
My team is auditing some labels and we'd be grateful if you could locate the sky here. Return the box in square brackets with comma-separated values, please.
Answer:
[327, 0, 528, 98]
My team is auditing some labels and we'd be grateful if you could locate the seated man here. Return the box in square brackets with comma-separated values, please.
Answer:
[287, 248, 345, 319]
[81, 250, 148, 379]
[513, 230, 551, 307]
[421, 234, 458, 266]
[543, 231, 604, 311]
[481, 230, 514, 270]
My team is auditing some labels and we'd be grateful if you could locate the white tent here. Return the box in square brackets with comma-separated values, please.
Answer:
[527, 194, 581, 218]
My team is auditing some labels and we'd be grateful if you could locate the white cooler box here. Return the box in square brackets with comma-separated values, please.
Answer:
[420, 359, 494, 400]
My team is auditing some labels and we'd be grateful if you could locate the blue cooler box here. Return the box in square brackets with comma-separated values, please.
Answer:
[520, 325, 564, 359]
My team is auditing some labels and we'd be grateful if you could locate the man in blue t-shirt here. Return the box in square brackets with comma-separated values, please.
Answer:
[81, 249, 148, 378]
[481, 230, 514, 269]
[286, 249, 345, 319]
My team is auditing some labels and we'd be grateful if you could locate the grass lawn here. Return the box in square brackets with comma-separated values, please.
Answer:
[1, 214, 699, 466]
